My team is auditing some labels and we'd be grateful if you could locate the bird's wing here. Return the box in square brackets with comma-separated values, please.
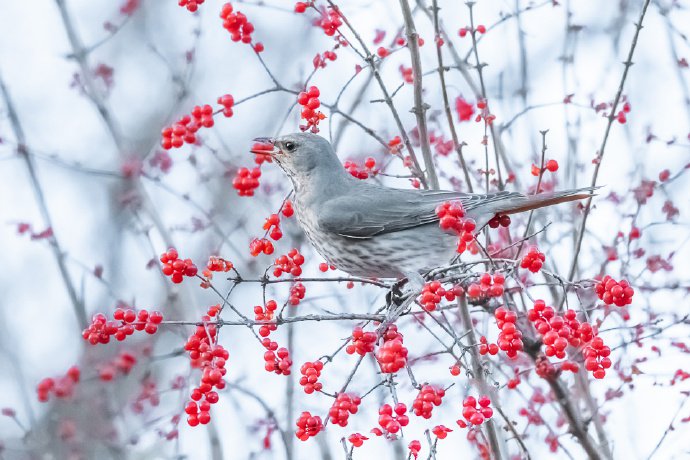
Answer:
[317, 186, 519, 238]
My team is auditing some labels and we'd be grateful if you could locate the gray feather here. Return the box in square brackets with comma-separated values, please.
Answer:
[317, 184, 598, 239]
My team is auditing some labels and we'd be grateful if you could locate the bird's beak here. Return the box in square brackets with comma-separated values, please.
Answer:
[251, 137, 278, 156]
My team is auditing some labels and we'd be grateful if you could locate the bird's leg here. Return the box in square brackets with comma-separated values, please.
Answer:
[386, 279, 406, 308]
[385, 272, 425, 309]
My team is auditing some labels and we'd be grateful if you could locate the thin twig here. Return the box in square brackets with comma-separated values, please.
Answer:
[0, 74, 88, 328]
[456, 297, 506, 460]
[329, 0, 428, 188]
[399, 0, 439, 189]
[430, 0, 473, 192]
[566, 0, 652, 284]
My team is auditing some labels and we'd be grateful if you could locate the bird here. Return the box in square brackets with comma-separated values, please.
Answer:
[251, 132, 595, 282]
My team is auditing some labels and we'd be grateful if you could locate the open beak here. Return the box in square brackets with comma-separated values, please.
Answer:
[250, 137, 278, 156]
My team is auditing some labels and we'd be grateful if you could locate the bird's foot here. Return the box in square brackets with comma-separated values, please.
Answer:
[386, 281, 405, 308]
[386, 272, 425, 309]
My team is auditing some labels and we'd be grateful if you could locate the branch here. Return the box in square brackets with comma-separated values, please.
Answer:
[399, 0, 439, 189]
[225, 381, 293, 460]
[466, 2, 504, 191]
[54, 0, 178, 252]
[566, 0, 652, 283]
[545, 375, 604, 460]
[328, 0, 429, 188]
[456, 297, 506, 460]
[430, 0, 473, 192]
[0, 74, 88, 328]
[647, 393, 690, 459]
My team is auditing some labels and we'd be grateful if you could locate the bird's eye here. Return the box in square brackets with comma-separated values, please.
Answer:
[284, 142, 296, 152]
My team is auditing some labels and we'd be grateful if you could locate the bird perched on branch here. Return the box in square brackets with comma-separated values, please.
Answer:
[251, 133, 594, 282]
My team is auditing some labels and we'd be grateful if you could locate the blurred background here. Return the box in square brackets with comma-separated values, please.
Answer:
[0, 0, 689, 458]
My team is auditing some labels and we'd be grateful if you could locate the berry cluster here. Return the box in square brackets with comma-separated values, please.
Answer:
[409, 440, 422, 459]
[220, 3, 255, 44]
[318, 262, 336, 272]
[388, 136, 402, 153]
[412, 385, 445, 419]
[160, 248, 198, 283]
[217, 94, 235, 117]
[179, 0, 204, 13]
[348, 433, 368, 447]
[263, 340, 292, 375]
[313, 49, 338, 69]
[377, 403, 409, 434]
[467, 273, 505, 299]
[318, 7, 342, 36]
[249, 237, 274, 256]
[595, 276, 634, 307]
[329, 393, 361, 426]
[376, 324, 408, 373]
[528, 300, 594, 357]
[37, 366, 80, 402]
[344, 157, 377, 179]
[297, 86, 325, 133]
[419, 281, 460, 312]
[255, 300, 277, 337]
[289, 282, 306, 306]
[98, 350, 137, 381]
[616, 101, 631, 124]
[399, 65, 413, 83]
[263, 213, 283, 241]
[273, 248, 305, 277]
[531, 159, 559, 176]
[495, 307, 523, 359]
[431, 134, 454, 156]
[458, 25, 486, 37]
[282, 200, 294, 217]
[487, 214, 511, 229]
[161, 105, 215, 150]
[478, 336, 498, 356]
[346, 326, 377, 355]
[458, 396, 493, 427]
[474, 98, 496, 124]
[299, 361, 323, 394]
[535, 355, 558, 379]
[149, 150, 172, 173]
[436, 201, 476, 253]
[520, 247, 546, 273]
[432, 425, 453, 439]
[233, 167, 262, 196]
[201, 256, 233, 287]
[629, 226, 641, 240]
[205, 256, 233, 274]
[584, 337, 611, 379]
[183, 308, 228, 426]
[506, 368, 521, 389]
[82, 308, 163, 344]
[250, 140, 274, 165]
[295, 411, 323, 440]
[131, 378, 159, 413]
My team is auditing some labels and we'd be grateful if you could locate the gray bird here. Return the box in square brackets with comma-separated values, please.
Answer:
[251, 133, 594, 281]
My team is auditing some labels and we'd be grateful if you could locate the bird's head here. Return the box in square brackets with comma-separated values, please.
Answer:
[251, 133, 344, 189]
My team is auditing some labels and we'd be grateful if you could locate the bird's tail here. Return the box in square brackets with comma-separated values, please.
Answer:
[490, 186, 599, 215]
